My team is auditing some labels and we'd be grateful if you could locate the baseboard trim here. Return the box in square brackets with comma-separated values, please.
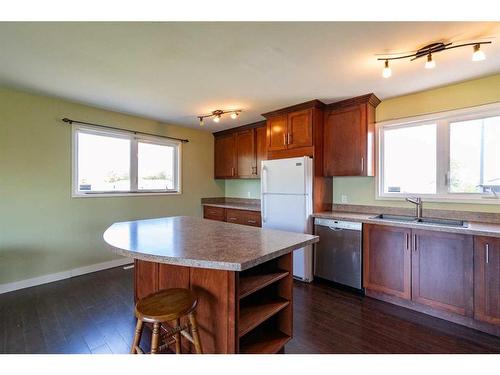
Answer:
[0, 257, 133, 295]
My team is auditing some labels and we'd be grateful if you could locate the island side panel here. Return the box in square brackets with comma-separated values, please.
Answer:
[277, 253, 293, 338]
[190, 268, 238, 354]
[134, 260, 237, 354]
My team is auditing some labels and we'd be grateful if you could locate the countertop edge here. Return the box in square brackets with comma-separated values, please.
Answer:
[202, 203, 261, 212]
[312, 212, 500, 238]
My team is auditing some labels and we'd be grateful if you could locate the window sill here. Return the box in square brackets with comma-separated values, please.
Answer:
[72, 191, 181, 198]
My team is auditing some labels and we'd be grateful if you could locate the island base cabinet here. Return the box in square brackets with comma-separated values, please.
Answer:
[474, 236, 500, 326]
[133, 253, 293, 354]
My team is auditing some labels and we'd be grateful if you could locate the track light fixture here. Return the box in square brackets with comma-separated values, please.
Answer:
[197, 109, 241, 126]
[378, 40, 492, 78]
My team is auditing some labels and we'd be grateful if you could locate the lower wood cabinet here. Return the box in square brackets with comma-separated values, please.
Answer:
[411, 229, 473, 316]
[474, 236, 500, 325]
[203, 205, 261, 227]
[364, 224, 474, 316]
[363, 224, 411, 299]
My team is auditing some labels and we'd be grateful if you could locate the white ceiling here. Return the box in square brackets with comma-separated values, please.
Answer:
[1, 22, 499, 131]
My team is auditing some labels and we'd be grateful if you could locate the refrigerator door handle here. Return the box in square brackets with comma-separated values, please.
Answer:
[262, 196, 267, 223]
[262, 166, 268, 194]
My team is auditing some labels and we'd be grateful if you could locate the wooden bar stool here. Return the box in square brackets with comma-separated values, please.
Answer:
[131, 288, 203, 354]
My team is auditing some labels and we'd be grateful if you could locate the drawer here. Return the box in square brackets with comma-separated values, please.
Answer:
[244, 210, 262, 227]
[203, 206, 225, 221]
[225, 209, 246, 225]
[226, 209, 261, 227]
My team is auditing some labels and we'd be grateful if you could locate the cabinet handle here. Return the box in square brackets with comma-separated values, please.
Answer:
[283, 133, 287, 145]
[288, 133, 292, 145]
[361, 157, 364, 173]
[486, 243, 489, 264]
[413, 234, 418, 252]
[247, 220, 256, 224]
[231, 167, 235, 176]
[228, 217, 237, 221]
[405, 233, 410, 251]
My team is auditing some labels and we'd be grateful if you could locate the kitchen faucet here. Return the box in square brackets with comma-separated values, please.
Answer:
[406, 197, 423, 219]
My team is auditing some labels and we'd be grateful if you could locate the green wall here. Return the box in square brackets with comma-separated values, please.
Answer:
[227, 73, 500, 213]
[0, 87, 224, 285]
[224, 179, 261, 199]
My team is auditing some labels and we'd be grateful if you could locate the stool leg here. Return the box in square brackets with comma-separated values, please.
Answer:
[174, 319, 182, 354]
[130, 319, 143, 354]
[188, 312, 203, 354]
[151, 322, 161, 354]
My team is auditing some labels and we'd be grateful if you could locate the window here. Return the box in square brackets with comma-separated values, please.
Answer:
[72, 125, 181, 196]
[377, 103, 500, 203]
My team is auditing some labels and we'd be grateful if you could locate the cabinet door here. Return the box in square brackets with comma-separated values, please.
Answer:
[214, 134, 236, 178]
[267, 115, 287, 151]
[134, 260, 158, 301]
[225, 208, 246, 225]
[324, 104, 367, 176]
[287, 109, 313, 149]
[235, 129, 255, 178]
[411, 230, 473, 316]
[255, 126, 267, 177]
[363, 224, 411, 299]
[474, 236, 500, 325]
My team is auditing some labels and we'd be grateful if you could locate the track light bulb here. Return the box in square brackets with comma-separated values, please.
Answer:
[382, 60, 392, 78]
[199, 117, 204, 126]
[472, 44, 486, 61]
[230, 112, 239, 119]
[213, 115, 220, 123]
[425, 53, 435, 69]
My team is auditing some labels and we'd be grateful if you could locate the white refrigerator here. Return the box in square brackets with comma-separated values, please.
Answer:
[261, 156, 314, 282]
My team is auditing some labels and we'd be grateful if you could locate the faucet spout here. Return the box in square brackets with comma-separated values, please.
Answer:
[406, 197, 423, 219]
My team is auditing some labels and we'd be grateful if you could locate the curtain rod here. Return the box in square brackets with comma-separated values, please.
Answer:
[61, 118, 189, 143]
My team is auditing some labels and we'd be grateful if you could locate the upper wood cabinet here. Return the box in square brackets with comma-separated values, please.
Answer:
[236, 129, 255, 178]
[263, 101, 324, 159]
[323, 94, 380, 177]
[213, 121, 266, 179]
[363, 223, 412, 300]
[255, 126, 267, 177]
[267, 115, 288, 152]
[214, 133, 237, 178]
[474, 236, 500, 326]
[287, 109, 313, 148]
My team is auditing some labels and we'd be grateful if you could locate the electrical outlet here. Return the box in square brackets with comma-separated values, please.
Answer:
[247, 191, 251, 198]
[341, 194, 348, 203]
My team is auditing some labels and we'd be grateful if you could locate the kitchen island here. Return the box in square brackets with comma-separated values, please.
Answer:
[103, 216, 318, 354]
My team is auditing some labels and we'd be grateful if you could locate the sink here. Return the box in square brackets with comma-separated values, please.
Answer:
[372, 214, 468, 228]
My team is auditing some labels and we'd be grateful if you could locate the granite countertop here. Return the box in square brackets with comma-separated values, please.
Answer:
[202, 202, 261, 212]
[103, 216, 318, 271]
[312, 211, 500, 238]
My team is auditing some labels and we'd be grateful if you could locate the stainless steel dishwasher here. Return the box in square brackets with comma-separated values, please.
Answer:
[314, 218, 362, 290]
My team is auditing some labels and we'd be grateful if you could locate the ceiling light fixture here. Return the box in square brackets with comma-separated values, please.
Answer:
[197, 109, 241, 126]
[425, 53, 436, 69]
[382, 60, 392, 78]
[378, 40, 491, 77]
[472, 43, 486, 61]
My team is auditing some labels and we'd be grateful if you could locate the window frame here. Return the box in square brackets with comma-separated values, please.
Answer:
[71, 124, 182, 198]
[376, 102, 500, 204]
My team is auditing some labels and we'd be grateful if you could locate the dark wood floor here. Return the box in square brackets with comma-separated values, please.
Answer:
[1, 266, 499, 354]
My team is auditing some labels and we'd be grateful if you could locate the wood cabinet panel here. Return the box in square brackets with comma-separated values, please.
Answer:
[475, 236, 500, 325]
[134, 260, 158, 301]
[255, 125, 267, 177]
[324, 104, 367, 176]
[214, 134, 236, 178]
[411, 230, 473, 316]
[287, 109, 313, 149]
[203, 206, 225, 221]
[236, 129, 256, 178]
[363, 224, 411, 300]
[267, 115, 287, 151]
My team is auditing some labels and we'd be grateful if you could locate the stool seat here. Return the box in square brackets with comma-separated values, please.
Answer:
[131, 288, 203, 354]
[135, 288, 197, 323]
